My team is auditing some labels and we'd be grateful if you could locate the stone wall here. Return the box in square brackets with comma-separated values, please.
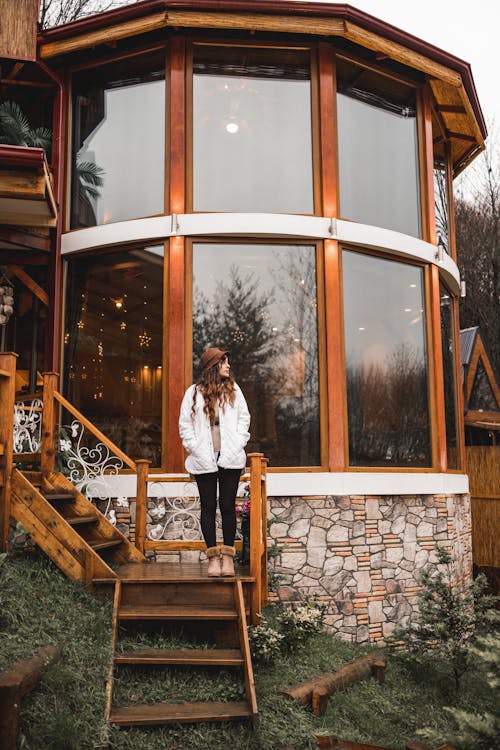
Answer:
[267, 493, 472, 643]
[88, 491, 472, 643]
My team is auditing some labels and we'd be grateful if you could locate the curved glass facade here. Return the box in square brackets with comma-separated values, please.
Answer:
[63, 38, 462, 472]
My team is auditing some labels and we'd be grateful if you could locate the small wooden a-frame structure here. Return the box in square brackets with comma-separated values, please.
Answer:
[461, 327, 500, 445]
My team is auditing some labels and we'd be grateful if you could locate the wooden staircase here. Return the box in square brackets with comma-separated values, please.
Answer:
[103, 564, 258, 728]
[0, 358, 261, 729]
[10, 469, 145, 583]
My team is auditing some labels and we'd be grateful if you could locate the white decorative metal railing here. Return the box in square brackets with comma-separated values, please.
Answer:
[57, 419, 124, 523]
[13, 398, 43, 454]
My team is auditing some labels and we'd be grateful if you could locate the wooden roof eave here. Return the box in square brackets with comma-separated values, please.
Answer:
[37, 3, 485, 174]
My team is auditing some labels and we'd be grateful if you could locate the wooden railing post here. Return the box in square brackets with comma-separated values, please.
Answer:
[40, 372, 59, 477]
[248, 452, 264, 624]
[134, 460, 150, 555]
[260, 456, 269, 608]
[0, 353, 17, 553]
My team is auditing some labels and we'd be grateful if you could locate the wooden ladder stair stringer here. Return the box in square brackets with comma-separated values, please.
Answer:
[235, 578, 258, 727]
[107, 571, 258, 727]
[10, 469, 145, 584]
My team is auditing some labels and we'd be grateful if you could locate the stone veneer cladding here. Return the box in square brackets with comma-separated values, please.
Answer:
[267, 494, 472, 642]
[90, 492, 472, 644]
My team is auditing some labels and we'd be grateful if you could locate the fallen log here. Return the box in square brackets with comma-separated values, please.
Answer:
[0, 644, 61, 750]
[281, 652, 386, 707]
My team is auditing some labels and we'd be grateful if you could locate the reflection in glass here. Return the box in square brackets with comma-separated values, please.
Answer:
[63, 246, 164, 465]
[337, 59, 421, 237]
[343, 250, 431, 466]
[434, 161, 449, 255]
[440, 286, 459, 468]
[192, 243, 320, 466]
[71, 52, 165, 228]
[193, 46, 314, 213]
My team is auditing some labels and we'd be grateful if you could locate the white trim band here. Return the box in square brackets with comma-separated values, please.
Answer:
[61, 213, 460, 293]
[96, 471, 469, 498]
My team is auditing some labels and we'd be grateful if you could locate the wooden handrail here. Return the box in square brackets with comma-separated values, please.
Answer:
[53, 390, 136, 471]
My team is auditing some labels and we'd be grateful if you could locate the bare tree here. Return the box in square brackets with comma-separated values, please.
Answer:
[39, 0, 135, 28]
[455, 122, 500, 377]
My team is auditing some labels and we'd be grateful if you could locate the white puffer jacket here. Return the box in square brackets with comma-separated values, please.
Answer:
[178, 383, 251, 474]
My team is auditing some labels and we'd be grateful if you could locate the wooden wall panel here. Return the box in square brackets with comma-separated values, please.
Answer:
[0, 0, 38, 61]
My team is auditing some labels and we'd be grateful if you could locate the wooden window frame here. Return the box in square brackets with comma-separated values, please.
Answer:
[66, 43, 171, 233]
[182, 236, 328, 473]
[335, 50, 423, 238]
[61, 240, 169, 471]
[439, 280, 465, 472]
[186, 38, 321, 216]
[339, 245, 438, 473]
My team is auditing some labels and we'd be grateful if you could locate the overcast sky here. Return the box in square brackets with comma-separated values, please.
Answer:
[310, 0, 497, 129]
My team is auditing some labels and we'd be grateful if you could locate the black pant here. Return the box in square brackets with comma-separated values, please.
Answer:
[195, 467, 241, 548]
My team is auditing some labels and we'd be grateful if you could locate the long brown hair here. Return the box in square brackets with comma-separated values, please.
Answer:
[192, 362, 236, 423]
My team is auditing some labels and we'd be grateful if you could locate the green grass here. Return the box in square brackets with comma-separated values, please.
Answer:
[0, 552, 496, 750]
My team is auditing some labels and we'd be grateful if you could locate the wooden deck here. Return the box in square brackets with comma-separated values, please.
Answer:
[97, 561, 254, 584]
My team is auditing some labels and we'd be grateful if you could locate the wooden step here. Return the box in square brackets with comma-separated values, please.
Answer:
[42, 492, 75, 502]
[89, 539, 123, 551]
[65, 515, 97, 527]
[115, 648, 244, 666]
[118, 604, 238, 621]
[21, 471, 42, 486]
[109, 700, 252, 726]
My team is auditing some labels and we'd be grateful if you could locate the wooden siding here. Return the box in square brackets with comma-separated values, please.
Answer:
[467, 446, 500, 568]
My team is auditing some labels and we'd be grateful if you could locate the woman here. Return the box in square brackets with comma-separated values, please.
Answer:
[178, 347, 250, 577]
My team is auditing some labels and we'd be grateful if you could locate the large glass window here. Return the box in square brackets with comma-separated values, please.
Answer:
[343, 250, 431, 467]
[192, 242, 320, 466]
[71, 52, 165, 228]
[192, 45, 314, 214]
[434, 159, 450, 255]
[63, 246, 164, 464]
[337, 58, 421, 237]
[440, 285, 459, 469]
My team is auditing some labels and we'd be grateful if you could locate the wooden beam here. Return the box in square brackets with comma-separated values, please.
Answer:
[429, 265, 447, 472]
[318, 43, 337, 218]
[8, 265, 49, 306]
[40, 12, 170, 58]
[0, 227, 51, 252]
[0, 170, 46, 201]
[324, 240, 346, 471]
[445, 131, 477, 143]
[5, 62, 25, 80]
[166, 236, 186, 472]
[436, 104, 466, 114]
[343, 21, 463, 88]
[165, 10, 345, 36]
[0, 353, 17, 553]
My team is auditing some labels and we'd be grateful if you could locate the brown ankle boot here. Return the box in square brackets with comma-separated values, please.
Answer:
[220, 545, 235, 577]
[206, 546, 221, 577]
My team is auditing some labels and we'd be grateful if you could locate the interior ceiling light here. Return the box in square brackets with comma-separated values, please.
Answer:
[226, 121, 239, 134]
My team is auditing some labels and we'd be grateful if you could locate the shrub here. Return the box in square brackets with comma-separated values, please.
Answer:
[248, 621, 284, 663]
[419, 633, 500, 749]
[392, 546, 499, 689]
[249, 599, 326, 663]
[277, 600, 326, 652]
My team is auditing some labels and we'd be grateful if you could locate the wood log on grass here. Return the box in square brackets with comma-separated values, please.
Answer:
[0, 644, 61, 750]
[282, 652, 386, 708]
